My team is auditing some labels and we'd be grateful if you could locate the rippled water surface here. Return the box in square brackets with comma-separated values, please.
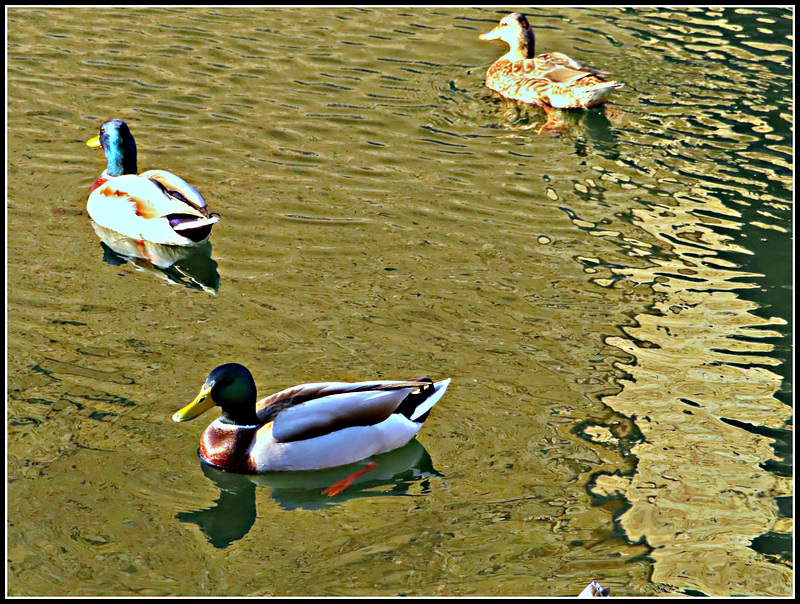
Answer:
[7, 6, 792, 597]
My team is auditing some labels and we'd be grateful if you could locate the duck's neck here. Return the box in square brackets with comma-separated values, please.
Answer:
[221, 408, 260, 426]
[105, 139, 138, 177]
[507, 27, 536, 61]
[220, 398, 260, 426]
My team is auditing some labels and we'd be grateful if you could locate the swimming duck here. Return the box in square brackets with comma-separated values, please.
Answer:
[87, 119, 219, 246]
[173, 363, 451, 472]
[480, 13, 622, 109]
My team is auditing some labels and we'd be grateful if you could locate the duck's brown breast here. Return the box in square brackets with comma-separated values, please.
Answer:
[199, 422, 259, 471]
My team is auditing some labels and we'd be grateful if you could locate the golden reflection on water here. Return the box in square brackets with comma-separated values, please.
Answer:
[585, 195, 791, 595]
[7, 6, 791, 597]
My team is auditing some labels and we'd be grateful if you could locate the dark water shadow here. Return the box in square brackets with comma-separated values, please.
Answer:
[175, 439, 442, 548]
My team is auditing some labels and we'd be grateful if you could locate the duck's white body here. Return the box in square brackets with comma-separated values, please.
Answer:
[245, 382, 449, 471]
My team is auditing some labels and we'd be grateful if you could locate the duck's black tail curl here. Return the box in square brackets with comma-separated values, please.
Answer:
[395, 377, 436, 422]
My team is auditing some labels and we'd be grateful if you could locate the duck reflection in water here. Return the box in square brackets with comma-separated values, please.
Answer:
[487, 96, 624, 151]
[175, 439, 442, 549]
[91, 221, 220, 293]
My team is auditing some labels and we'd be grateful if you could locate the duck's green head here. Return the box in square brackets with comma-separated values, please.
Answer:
[173, 363, 260, 426]
[87, 119, 138, 177]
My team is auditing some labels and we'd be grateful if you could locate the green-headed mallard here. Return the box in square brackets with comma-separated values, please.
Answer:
[87, 119, 219, 246]
[173, 363, 451, 472]
[480, 13, 622, 109]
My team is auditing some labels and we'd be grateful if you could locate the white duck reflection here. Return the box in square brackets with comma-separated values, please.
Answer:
[91, 221, 219, 293]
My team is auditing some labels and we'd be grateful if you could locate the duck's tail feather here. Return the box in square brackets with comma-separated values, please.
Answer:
[170, 215, 220, 242]
[395, 378, 451, 424]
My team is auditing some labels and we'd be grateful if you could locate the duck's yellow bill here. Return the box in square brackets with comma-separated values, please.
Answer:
[86, 136, 101, 147]
[173, 385, 215, 422]
[479, 30, 498, 41]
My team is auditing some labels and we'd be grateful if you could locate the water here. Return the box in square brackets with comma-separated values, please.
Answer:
[7, 6, 792, 596]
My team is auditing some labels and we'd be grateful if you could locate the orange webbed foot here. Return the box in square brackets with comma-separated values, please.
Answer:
[322, 462, 378, 497]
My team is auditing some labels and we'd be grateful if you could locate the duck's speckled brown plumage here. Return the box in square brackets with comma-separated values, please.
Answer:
[480, 13, 622, 109]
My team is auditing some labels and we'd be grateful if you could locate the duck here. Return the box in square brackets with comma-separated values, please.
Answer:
[480, 13, 622, 110]
[86, 119, 219, 246]
[579, 581, 611, 597]
[173, 363, 451, 473]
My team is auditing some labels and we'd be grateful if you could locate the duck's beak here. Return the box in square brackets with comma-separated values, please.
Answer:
[479, 27, 500, 41]
[86, 136, 101, 147]
[173, 383, 215, 422]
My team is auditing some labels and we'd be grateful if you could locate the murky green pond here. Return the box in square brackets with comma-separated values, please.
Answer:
[7, 6, 792, 597]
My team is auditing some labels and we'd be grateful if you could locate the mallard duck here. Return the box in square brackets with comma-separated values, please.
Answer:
[579, 581, 611, 597]
[480, 13, 622, 109]
[87, 119, 219, 246]
[173, 363, 451, 472]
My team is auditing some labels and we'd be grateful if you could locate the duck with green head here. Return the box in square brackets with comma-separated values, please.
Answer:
[87, 119, 219, 246]
[480, 12, 622, 109]
[173, 363, 451, 472]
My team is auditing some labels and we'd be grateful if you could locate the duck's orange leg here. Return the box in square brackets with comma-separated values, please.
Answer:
[322, 462, 378, 497]
[538, 104, 559, 134]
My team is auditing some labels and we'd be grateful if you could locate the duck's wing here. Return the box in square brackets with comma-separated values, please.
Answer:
[497, 57, 590, 86]
[537, 52, 612, 77]
[536, 52, 584, 71]
[140, 169, 210, 213]
[258, 381, 430, 442]
[139, 170, 219, 235]
[538, 65, 596, 85]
